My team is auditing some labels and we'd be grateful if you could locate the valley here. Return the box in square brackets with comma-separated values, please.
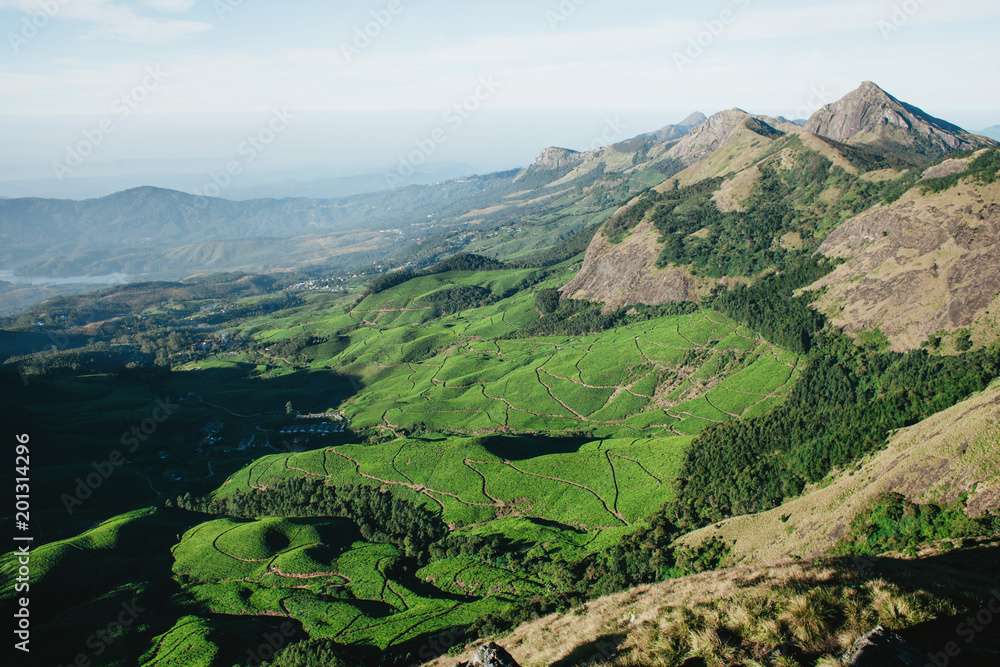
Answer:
[2, 82, 1000, 667]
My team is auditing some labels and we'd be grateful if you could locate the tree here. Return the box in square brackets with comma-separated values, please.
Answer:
[535, 288, 560, 315]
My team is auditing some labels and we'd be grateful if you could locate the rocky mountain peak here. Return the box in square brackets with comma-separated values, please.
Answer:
[635, 111, 709, 143]
[679, 111, 709, 127]
[805, 81, 998, 163]
[669, 108, 782, 160]
[528, 146, 582, 170]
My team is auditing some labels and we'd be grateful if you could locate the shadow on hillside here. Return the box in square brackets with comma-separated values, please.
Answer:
[479, 433, 598, 461]
[528, 517, 587, 534]
[160, 363, 364, 416]
[827, 543, 1000, 666]
[830, 543, 1000, 601]
[550, 633, 627, 667]
[0, 364, 365, 543]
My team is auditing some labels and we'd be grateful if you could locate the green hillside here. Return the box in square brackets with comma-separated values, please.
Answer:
[3, 93, 1000, 667]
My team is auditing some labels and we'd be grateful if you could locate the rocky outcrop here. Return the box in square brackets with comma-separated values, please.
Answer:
[922, 157, 972, 180]
[527, 147, 582, 171]
[812, 177, 1000, 351]
[840, 626, 926, 666]
[454, 643, 521, 667]
[560, 221, 698, 310]
[805, 81, 997, 164]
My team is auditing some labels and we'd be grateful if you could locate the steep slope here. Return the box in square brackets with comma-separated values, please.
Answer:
[564, 121, 902, 308]
[517, 110, 789, 199]
[682, 378, 1000, 564]
[805, 81, 997, 164]
[656, 111, 787, 189]
[811, 151, 1000, 351]
[664, 108, 786, 167]
[423, 545, 1000, 667]
[559, 221, 701, 308]
[513, 138, 681, 190]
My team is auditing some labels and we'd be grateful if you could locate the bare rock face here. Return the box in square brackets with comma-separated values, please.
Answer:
[805, 81, 997, 163]
[513, 147, 586, 185]
[812, 178, 1000, 351]
[454, 643, 521, 667]
[530, 147, 582, 171]
[560, 221, 697, 311]
[840, 626, 926, 667]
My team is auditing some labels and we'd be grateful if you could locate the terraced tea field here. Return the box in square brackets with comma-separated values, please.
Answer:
[1, 265, 808, 663]
[216, 435, 689, 529]
[342, 310, 800, 439]
[158, 516, 508, 653]
[208, 268, 802, 441]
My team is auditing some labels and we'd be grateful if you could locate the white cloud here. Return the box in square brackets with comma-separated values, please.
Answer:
[0, 0, 209, 42]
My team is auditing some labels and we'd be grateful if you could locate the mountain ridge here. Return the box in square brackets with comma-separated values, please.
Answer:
[805, 81, 997, 164]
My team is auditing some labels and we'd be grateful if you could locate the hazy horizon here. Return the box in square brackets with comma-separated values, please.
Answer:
[2, 0, 999, 200]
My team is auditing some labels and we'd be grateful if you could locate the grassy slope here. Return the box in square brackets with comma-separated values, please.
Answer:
[8, 133, 994, 665]
[0, 260, 805, 659]
[423, 544, 1000, 667]
[812, 177, 1000, 352]
[179, 266, 803, 652]
[679, 378, 1000, 564]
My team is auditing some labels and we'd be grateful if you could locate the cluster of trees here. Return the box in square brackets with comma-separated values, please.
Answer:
[199, 293, 303, 325]
[4, 343, 151, 377]
[263, 639, 360, 667]
[708, 257, 832, 354]
[511, 297, 623, 338]
[363, 253, 508, 298]
[652, 169, 794, 277]
[645, 145, 928, 280]
[250, 335, 349, 365]
[510, 223, 601, 269]
[921, 147, 1000, 194]
[671, 335, 1000, 527]
[420, 285, 494, 315]
[170, 479, 447, 560]
[427, 532, 520, 569]
[512, 294, 699, 339]
[832, 493, 1000, 557]
[467, 514, 732, 639]
[602, 188, 662, 243]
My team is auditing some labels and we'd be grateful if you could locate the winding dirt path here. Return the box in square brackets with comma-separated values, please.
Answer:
[464, 459, 504, 506]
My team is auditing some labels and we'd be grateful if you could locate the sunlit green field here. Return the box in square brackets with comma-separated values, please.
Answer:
[1, 264, 803, 664]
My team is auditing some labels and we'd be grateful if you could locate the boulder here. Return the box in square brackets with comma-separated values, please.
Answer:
[840, 626, 926, 666]
[454, 642, 521, 667]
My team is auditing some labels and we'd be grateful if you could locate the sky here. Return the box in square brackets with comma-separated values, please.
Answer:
[1, 0, 999, 198]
